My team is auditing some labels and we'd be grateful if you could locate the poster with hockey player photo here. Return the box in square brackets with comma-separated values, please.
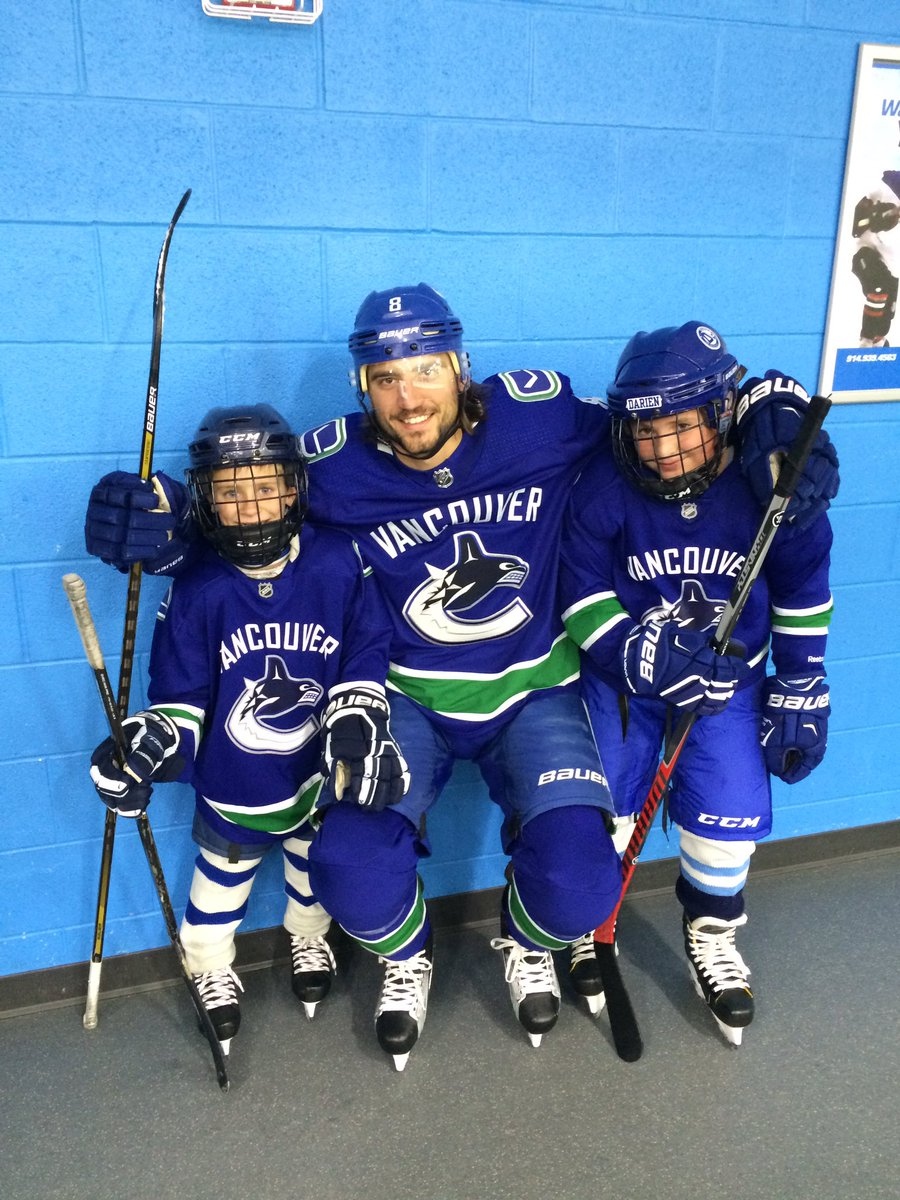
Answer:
[820, 42, 900, 402]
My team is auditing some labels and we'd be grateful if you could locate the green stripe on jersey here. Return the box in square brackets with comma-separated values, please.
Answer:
[213, 776, 323, 836]
[563, 592, 631, 650]
[770, 598, 833, 633]
[387, 633, 581, 721]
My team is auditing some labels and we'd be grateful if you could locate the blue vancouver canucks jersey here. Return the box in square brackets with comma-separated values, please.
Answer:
[561, 450, 833, 686]
[147, 526, 390, 841]
[300, 371, 609, 736]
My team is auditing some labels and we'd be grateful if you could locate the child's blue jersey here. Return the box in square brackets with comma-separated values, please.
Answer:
[560, 450, 833, 685]
[147, 526, 390, 841]
[300, 371, 609, 736]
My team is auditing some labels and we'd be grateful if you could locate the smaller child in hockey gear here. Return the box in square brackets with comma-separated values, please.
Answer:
[561, 321, 834, 1046]
[89, 404, 405, 1056]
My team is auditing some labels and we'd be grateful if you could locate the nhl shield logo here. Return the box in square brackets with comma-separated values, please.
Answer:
[432, 467, 454, 488]
[258, 581, 274, 598]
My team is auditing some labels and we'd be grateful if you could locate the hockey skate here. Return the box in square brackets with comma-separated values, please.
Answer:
[490, 936, 561, 1047]
[193, 965, 245, 1055]
[683, 913, 754, 1046]
[374, 939, 433, 1072]
[290, 933, 337, 1020]
[568, 932, 611, 1017]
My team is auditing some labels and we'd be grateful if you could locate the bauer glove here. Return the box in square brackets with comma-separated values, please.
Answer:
[84, 471, 194, 575]
[621, 621, 748, 717]
[760, 675, 830, 784]
[90, 710, 184, 816]
[733, 372, 839, 533]
[321, 685, 410, 811]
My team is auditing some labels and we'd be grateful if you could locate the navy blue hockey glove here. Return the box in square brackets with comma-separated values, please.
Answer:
[322, 686, 410, 811]
[89, 710, 184, 816]
[733, 372, 839, 533]
[622, 621, 748, 717]
[85, 471, 193, 575]
[760, 676, 830, 784]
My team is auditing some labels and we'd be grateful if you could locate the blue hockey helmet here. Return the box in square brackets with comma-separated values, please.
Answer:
[348, 282, 470, 396]
[606, 321, 742, 500]
[186, 404, 307, 567]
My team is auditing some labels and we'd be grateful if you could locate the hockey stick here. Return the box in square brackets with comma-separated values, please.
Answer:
[593, 393, 832, 1063]
[84, 189, 191, 1032]
[118, 185, 191, 709]
[63, 573, 229, 1091]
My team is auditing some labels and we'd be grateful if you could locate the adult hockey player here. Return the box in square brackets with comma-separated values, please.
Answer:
[560, 321, 833, 1046]
[849, 170, 900, 347]
[89, 404, 405, 1057]
[83, 285, 839, 1069]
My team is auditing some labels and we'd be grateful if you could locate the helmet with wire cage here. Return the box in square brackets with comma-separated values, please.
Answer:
[186, 404, 307, 567]
[606, 321, 741, 500]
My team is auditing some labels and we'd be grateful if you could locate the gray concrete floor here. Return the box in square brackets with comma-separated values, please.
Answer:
[1, 848, 897, 1200]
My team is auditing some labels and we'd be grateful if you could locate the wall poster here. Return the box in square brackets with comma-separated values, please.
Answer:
[820, 43, 900, 402]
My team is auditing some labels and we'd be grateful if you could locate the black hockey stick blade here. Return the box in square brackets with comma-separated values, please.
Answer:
[595, 942, 643, 1062]
[135, 817, 230, 1092]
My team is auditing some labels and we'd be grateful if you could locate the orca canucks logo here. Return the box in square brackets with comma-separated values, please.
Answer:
[641, 579, 724, 633]
[403, 530, 532, 644]
[225, 653, 323, 755]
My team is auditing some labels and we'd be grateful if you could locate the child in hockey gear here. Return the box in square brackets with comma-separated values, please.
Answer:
[82, 285, 837, 1066]
[89, 404, 402, 1054]
[561, 321, 833, 1046]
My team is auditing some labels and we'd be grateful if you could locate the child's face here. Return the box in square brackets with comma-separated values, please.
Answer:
[632, 407, 719, 481]
[210, 464, 296, 527]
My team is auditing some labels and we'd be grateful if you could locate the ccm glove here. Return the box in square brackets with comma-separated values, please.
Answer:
[322, 687, 410, 811]
[733, 372, 839, 533]
[760, 676, 830, 784]
[90, 710, 184, 816]
[622, 621, 747, 717]
[85, 471, 193, 574]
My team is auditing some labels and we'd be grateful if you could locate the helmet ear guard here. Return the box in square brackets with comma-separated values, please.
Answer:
[606, 321, 742, 501]
[186, 404, 308, 567]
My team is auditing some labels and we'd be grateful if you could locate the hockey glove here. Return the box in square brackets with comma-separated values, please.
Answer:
[322, 686, 410, 811]
[621, 621, 748, 717]
[85, 471, 193, 575]
[760, 676, 830, 784]
[733, 372, 839, 533]
[90, 710, 184, 816]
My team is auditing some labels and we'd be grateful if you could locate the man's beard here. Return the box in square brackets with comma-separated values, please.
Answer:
[371, 407, 462, 463]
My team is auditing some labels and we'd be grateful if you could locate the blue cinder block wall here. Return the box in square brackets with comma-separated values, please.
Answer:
[1, 2, 898, 978]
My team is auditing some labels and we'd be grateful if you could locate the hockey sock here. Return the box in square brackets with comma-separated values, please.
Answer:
[308, 806, 426, 957]
[181, 848, 262, 973]
[675, 827, 755, 920]
[508, 806, 620, 948]
[282, 833, 331, 937]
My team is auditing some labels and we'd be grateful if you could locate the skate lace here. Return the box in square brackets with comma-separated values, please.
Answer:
[687, 917, 751, 991]
[194, 966, 244, 1009]
[490, 937, 559, 996]
[290, 935, 337, 975]
[375, 950, 432, 1017]
[569, 933, 598, 970]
